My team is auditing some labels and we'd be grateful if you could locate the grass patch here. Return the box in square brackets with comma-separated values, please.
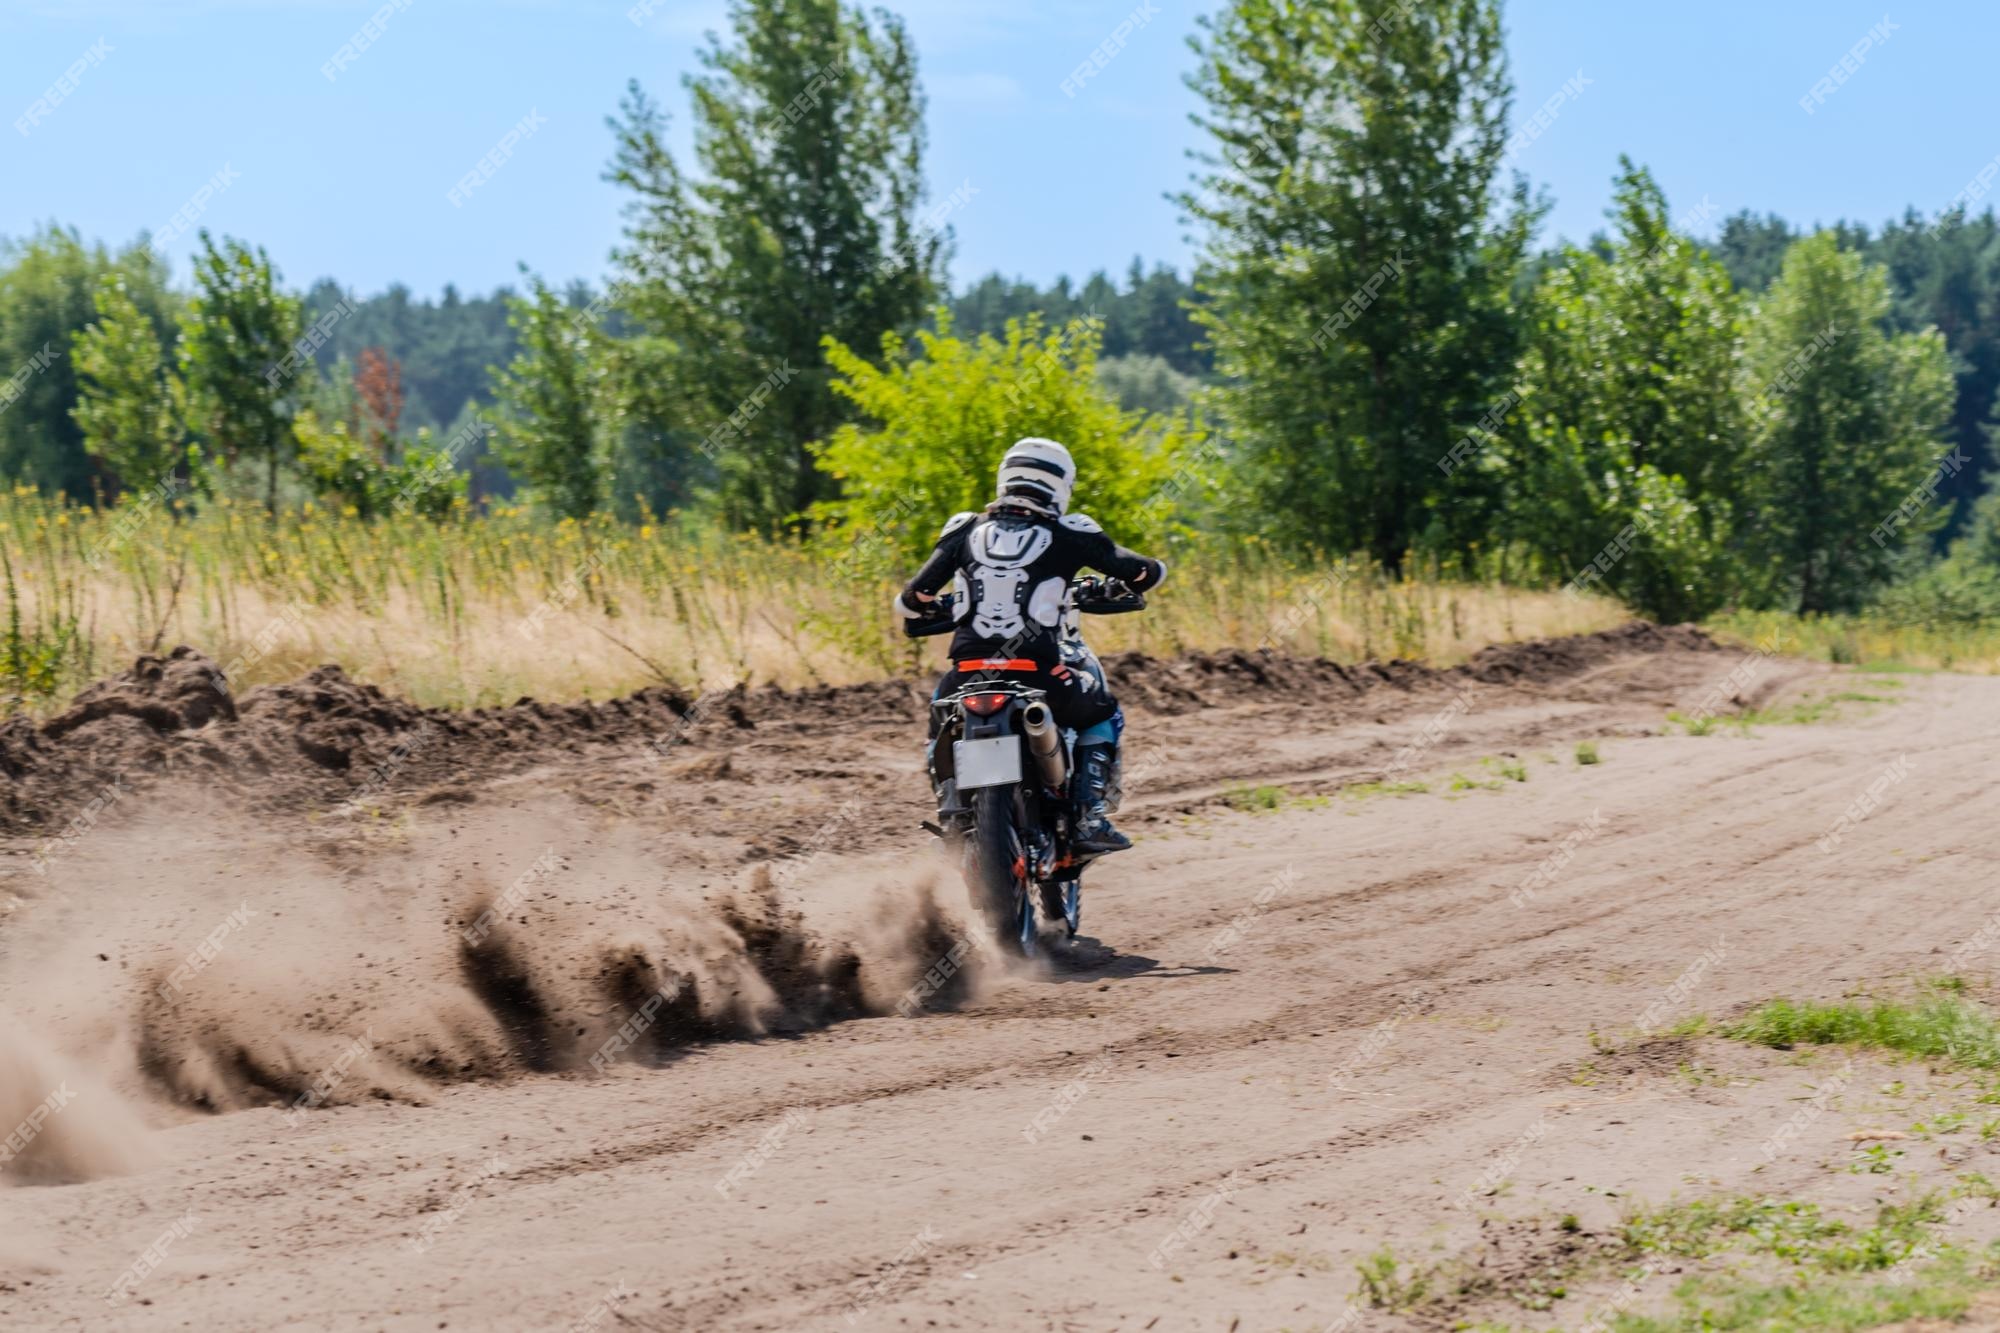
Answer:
[1353, 984, 2000, 1327]
[1734, 695, 1848, 727]
[1483, 755, 1529, 783]
[1448, 771, 1502, 792]
[1622, 1193, 1942, 1273]
[1610, 1255, 1987, 1333]
[1222, 783, 1287, 812]
[1351, 1185, 1994, 1330]
[1724, 992, 2000, 1070]
[1575, 740, 1601, 765]
[1669, 685, 1892, 737]
[1342, 779, 1429, 800]
[1221, 783, 1329, 813]
[1602, 1193, 1992, 1329]
[1666, 710, 1716, 736]
[1354, 1247, 1432, 1312]
[1859, 660, 1941, 675]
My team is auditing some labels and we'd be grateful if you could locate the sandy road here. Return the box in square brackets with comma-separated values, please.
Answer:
[4, 638, 1999, 1330]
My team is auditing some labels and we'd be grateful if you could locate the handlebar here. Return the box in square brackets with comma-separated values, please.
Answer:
[1071, 576, 1147, 616]
[902, 575, 1145, 638]
[904, 601, 957, 638]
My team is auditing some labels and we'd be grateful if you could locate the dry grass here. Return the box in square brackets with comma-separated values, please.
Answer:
[1710, 609, 2000, 675]
[1, 486, 1627, 711]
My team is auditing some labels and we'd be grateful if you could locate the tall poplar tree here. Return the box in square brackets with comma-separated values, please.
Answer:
[606, 0, 938, 530]
[1184, 0, 1538, 566]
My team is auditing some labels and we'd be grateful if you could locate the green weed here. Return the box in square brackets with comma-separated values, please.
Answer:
[1221, 783, 1331, 813]
[1342, 779, 1430, 800]
[1354, 1247, 1430, 1312]
[1609, 1256, 1984, 1333]
[1667, 710, 1716, 736]
[1724, 993, 2000, 1070]
[1622, 1191, 1941, 1273]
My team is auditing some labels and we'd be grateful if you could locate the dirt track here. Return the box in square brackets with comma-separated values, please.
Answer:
[4, 629, 1999, 1330]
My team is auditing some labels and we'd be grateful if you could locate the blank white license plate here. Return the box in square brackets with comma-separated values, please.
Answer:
[954, 736, 1023, 790]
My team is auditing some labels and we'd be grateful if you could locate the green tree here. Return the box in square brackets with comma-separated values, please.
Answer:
[1097, 353, 1200, 415]
[1869, 209, 2000, 539]
[949, 264, 1211, 376]
[70, 274, 187, 495]
[490, 277, 606, 519]
[1183, 0, 1538, 568]
[1499, 164, 1746, 622]
[299, 279, 521, 435]
[1743, 231, 1957, 613]
[811, 313, 1207, 567]
[1713, 210, 1799, 293]
[177, 232, 309, 512]
[0, 226, 174, 497]
[605, 0, 938, 530]
[1870, 483, 2000, 626]
[293, 408, 466, 520]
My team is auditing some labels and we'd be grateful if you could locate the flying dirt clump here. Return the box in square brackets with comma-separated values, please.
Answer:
[3, 806, 990, 1119]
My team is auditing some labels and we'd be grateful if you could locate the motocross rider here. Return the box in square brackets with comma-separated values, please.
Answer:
[897, 438, 1167, 854]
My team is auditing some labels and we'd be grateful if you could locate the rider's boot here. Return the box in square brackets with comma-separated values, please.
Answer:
[927, 738, 969, 823]
[1070, 741, 1132, 854]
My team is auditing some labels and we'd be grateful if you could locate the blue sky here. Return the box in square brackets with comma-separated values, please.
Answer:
[1, 1, 1986, 300]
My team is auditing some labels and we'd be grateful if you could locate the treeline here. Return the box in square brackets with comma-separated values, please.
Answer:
[1, 0, 1995, 626]
[951, 264, 1210, 375]
[294, 264, 1213, 435]
[0, 231, 1208, 510]
[1711, 209, 2000, 540]
[298, 280, 516, 436]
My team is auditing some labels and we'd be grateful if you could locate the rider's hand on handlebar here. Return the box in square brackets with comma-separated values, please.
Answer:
[902, 593, 956, 637]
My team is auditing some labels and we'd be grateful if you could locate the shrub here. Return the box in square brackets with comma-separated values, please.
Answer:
[810, 312, 1210, 568]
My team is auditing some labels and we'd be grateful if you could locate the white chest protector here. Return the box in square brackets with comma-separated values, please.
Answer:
[962, 521, 1066, 641]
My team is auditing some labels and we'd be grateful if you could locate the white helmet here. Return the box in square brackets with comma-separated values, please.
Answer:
[995, 437, 1075, 515]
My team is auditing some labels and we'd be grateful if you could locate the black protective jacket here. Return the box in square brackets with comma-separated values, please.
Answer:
[899, 505, 1167, 666]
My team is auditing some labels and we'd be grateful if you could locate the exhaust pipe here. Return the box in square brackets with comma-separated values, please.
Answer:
[1020, 702, 1067, 789]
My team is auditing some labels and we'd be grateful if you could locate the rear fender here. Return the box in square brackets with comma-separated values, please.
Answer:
[961, 707, 1017, 741]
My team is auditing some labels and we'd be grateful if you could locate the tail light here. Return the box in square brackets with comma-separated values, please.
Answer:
[962, 692, 1010, 716]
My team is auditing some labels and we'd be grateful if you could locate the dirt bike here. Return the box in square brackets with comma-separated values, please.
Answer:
[909, 576, 1146, 956]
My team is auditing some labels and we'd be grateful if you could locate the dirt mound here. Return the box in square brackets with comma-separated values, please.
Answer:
[2, 810, 986, 1121]
[43, 647, 237, 740]
[1456, 619, 1717, 684]
[1102, 621, 1715, 710]
[0, 623, 1714, 838]
[0, 650, 704, 835]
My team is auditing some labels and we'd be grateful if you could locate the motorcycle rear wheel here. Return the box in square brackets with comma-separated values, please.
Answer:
[969, 785, 1035, 956]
